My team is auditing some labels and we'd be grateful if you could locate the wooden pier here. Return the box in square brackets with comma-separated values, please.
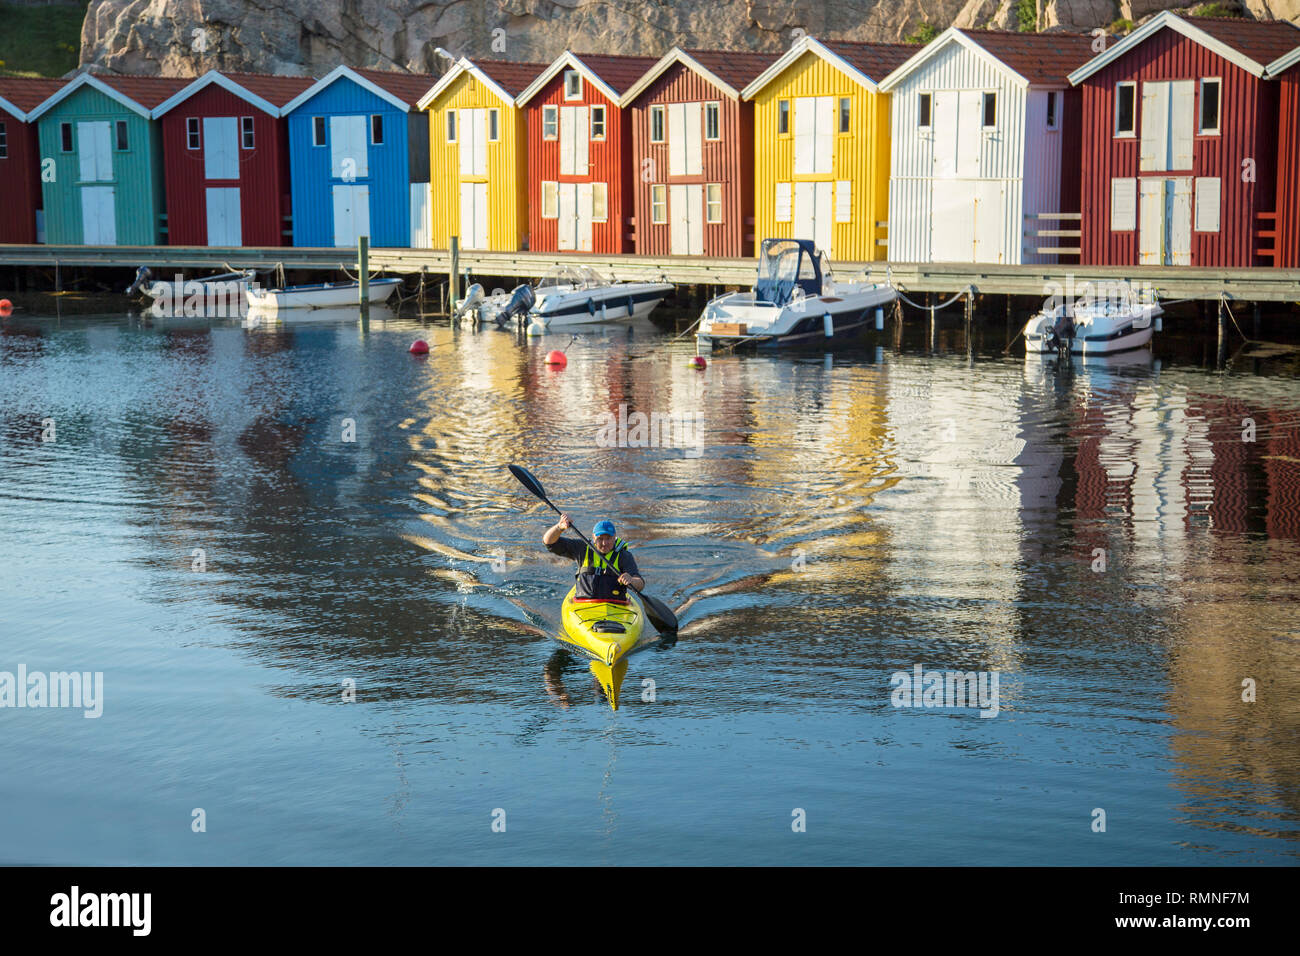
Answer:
[2, 244, 1300, 302]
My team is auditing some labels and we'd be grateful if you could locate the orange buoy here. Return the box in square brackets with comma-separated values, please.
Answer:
[409, 339, 429, 355]
[689, 355, 707, 370]
[545, 349, 567, 367]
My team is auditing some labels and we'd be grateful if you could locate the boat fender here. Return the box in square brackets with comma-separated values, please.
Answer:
[875, 307, 884, 330]
[587, 298, 597, 315]
[626, 295, 635, 316]
[823, 313, 834, 338]
[1154, 315, 1162, 332]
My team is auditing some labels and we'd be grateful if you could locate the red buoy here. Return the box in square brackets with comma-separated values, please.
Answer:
[0, 299, 12, 316]
[409, 339, 429, 355]
[689, 355, 707, 370]
[545, 349, 567, 367]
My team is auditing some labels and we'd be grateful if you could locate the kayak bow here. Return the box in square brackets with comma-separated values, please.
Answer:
[559, 587, 645, 666]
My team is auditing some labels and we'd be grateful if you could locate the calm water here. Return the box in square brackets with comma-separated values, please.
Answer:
[1, 301, 1299, 865]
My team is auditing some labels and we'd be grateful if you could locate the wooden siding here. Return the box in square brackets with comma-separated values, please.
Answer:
[0, 115, 42, 243]
[525, 70, 633, 254]
[1275, 70, 1300, 268]
[751, 51, 890, 261]
[36, 86, 166, 245]
[426, 70, 528, 251]
[628, 62, 754, 257]
[1078, 29, 1275, 267]
[160, 85, 291, 246]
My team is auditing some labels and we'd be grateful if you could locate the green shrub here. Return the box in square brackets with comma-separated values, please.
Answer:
[906, 22, 940, 45]
[1015, 0, 1037, 32]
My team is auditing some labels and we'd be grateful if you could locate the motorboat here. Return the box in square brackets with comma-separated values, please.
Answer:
[246, 277, 402, 311]
[1024, 284, 1161, 356]
[132, 267, 255, 318]
[459, 265, 673, 330]
[695, 239, 897, 348]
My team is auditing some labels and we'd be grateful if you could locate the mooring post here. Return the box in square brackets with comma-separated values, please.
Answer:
[449, 236, 460, 314]
[358, 235, 370, 308]
[1253, 301, 1260, 339]
[1217, 296, 1228, 367]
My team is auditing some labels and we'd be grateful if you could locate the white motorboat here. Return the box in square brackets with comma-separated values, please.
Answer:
[133, 268, 254, 318]
[462, 265, 673, 330]
[1024, 285, 1161, 356]
[696, 239, 897, 348]
[246, 277, 402, 311]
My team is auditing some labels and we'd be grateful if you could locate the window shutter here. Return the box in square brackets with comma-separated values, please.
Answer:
[835, 180, 851, 223]
[774, 182, 792, 222]
[1110, 178, 1137, 231]
[1194, 177, 1220, 232]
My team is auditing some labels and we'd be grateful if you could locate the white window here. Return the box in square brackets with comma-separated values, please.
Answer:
[186, 118, 200, 150]
[1200, 78, 1221, 134]
[651, 184, 667, 223]
[591, 105, 606, 141]
[115, 121, 129, 151]
[541, 181, 558, 219]
[777, 99, 789, 135]
[592, 182, 608, 222]
[542, 105, 557, 140]
[313, 116, 326, 146]
[564, 70, 582, 100]
[60, 122, 73, 152]
[241, 116, 255, 149]
[704, 102, 720, 140]
[774, 182, 792, 222]
[1195, 177, 1221, 232]
[1115, 82, 1136, 137]
[706, 183, 722, 223]
[446, 110, 456, 143]
[835, 179, 851, 223]
[918, 92, 932, 130]
[838, 97, 851, 134]
[1046, 91, 1059, 131]
[650, 105, 665, 143]
[1110, 178, 1136, 231]
[981, 91, 997, 129]
[488, 108, 499, 142]
[370, 114, 384, 145]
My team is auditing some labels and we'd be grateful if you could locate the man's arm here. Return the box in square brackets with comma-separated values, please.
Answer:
[617, 550, 644, 591]
[543, 512, 572, 547]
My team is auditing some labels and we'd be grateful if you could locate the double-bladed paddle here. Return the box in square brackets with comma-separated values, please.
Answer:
[508, 463, 678, 633]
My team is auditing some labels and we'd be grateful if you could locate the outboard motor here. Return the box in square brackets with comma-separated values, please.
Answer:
[1050, 309, 1076, 355]
[125, 265, 153, 297]
[494, 283, 535, 328]
[453, 283, 485, 324]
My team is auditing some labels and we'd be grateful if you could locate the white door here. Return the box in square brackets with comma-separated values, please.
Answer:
[80, 185, 116, 245]
[1139, 81, 1170, 172]
[410, 182, 431, 248]
[205, 187, 242, 246]
[793, 181, 833, 253]
[793, 97, 834, 176]
[77, 121, 112, 182]
[332, 184, 369, 246]
[973, 180, 1003, 263]
[932, 179, 973, 261]
[576, 182, 594, 252]
[330, 115, 368, 179]
[558, 182, 576, 250]
[1169, 177, 1192, 265]
[957, 90, 982, 178]
[458, 108, 487, 177]
[459, 181, 488, 249]
[1170, 81, 1194, 170]
[667, 102, 702, 177]
[933, 92, 958, 179]
[669, 183, 704, 256]
[1138, 178, 1165, 264]
[203, 117, 238, 180]
[560, 106, 589, 176]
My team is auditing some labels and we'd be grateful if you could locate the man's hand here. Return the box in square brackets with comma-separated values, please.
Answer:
[557, 513, 572, 530]
[618, 572, 643, 590]
[543, 513, 572, 546]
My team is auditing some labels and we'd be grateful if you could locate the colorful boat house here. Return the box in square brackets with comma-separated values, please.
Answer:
[622, 47, 775, 258]
[880, 29, 1095, 264]
[28, 74, 189, 245]
[0, 78, 65, 243]
[1068, 11, 1300, 267]
[1267, 44, 1300, 268]
[282, 66, 436, 248]
[741, 36, 913, 261]
[418, 54, 545, 251]
[153, 72, 313, 247]
[516, 52, 659, 254]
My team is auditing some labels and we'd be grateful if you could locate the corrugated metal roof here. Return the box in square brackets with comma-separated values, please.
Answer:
[821, 41, 918, 84]
[472, 59, 548, 97]
[1189, 15, 1300, 68]
[217, 72, 316, 106]
[0, 76, 67, 114]
[353, 68, 440, 107]
[96, 75, 192, 109]
[570, 53, 662, 95]
[683, 49, 780, 92]
[958, 30, 1099, 84]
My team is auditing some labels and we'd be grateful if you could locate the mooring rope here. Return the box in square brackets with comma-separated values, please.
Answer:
[895, 287, 969, 312]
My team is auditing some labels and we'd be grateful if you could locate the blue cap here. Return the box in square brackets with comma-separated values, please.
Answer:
[593, 520, 616, 537]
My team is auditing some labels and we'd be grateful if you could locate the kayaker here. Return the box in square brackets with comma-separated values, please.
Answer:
[543, 515, 644, 601]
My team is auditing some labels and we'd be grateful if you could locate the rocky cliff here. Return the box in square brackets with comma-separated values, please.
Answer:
[77, 0, 1300, 77]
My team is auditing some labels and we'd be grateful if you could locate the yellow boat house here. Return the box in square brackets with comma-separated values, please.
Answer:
[742, 36, 913, 261]
[419, 54, 545, 251]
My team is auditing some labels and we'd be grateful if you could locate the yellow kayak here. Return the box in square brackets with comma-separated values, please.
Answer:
[559, 586, 645, 666]
[588, 659, 630, 711]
